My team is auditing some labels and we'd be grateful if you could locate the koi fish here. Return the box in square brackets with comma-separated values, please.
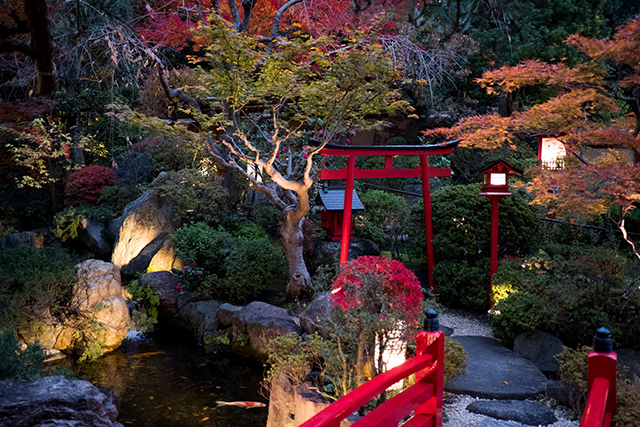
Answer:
[132, 351, 165, 358]
[215, 401, 266, 409]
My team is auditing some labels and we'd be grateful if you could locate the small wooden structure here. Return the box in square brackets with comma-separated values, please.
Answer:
[317, 185, 364, 241]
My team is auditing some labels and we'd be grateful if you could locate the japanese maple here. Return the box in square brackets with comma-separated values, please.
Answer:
[425, 16, 640, 259]
[330, 255, 424, 328]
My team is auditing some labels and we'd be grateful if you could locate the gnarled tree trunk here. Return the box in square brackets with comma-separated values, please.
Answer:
[281, 209, 311, 299]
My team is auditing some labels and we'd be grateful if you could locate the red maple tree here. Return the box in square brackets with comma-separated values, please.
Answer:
[425, 16, 640, 259]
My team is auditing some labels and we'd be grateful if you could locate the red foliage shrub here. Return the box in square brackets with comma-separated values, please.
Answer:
[64, 165, 116, 206]
[330, 256, 424, 328]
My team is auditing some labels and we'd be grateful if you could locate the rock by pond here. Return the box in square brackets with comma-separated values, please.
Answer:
[0, 375, 123, 427]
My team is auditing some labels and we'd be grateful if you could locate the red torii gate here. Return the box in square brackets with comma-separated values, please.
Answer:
[319, 140, 458, 293]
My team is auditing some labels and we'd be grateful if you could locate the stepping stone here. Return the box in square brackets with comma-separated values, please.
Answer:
[445, 336, 547, 400]
[476, 420, 520, 427]
[467, 400, 557, 426]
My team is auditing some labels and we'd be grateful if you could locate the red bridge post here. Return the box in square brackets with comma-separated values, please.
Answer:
[580, 327, 617, 427]
[414, 309, 444, 427]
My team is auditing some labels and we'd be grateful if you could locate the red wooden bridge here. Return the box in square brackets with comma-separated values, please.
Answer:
[298, 320, 617, 427]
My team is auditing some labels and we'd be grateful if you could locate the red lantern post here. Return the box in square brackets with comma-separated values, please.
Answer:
[478, 161, 519, 307]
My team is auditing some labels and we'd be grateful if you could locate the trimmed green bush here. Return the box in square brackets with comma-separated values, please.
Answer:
[220, 237, 286, 301]
[0, 246, 79, 330]
[171, 222, 233, 272]
[444, 337, 468, 384]
[0, 331, 44, 381]
[406, 183, 540, 310]
[150, 168, 228, 223]
[490, 245, 640, 349]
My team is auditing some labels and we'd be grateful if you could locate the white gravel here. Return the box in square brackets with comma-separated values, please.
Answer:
[443, 395, 579, 427]
[439, 307, 494, 338]
[438, 308, 579, 427]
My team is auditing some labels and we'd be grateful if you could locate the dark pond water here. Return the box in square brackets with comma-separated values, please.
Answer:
[71, 326, 268, 427]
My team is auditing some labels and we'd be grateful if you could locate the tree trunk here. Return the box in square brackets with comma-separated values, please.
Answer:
[280, 210, 311, 298]
[22, 0, 55, 96]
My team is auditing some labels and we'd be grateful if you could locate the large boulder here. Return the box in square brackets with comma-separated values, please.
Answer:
[0, 375, 123, 427]
[267, 375, 295, 427]
[307, 238, 380, 274]
[110, 188, 180, 276]
[231, 301, 301, 358]
[17, 260, 129, 354]
[299, 292, 334, 336]
[138, 271, 182, 317]
[513, 331, 564, 373]
[174, 299, 221, 343]
[146, 238, 183, 273]
[71, 260, 130, 351]
[217, 303, 243, 327]
[78, 218, 111, 258]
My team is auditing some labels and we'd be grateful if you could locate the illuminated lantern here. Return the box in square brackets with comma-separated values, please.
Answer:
[478, 160, 521, 307]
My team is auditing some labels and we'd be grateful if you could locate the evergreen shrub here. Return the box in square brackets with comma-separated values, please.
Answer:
[0, 246, 79, 330]
[0, 331, 44, 381]
[405, 184, 540, 311]
[150, 168, 227, 223]
[490, 245, 640, 349]
[171, 222, 233, 272]
[220, 237, 286, 301]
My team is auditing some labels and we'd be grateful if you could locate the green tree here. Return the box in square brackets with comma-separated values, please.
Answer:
[117, 18, 410, 297]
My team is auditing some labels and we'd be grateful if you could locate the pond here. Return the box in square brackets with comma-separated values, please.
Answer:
[70, 326, 268, 427]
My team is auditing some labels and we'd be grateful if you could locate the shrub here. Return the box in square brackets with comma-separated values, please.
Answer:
[254, 206, 282, 236]
[171, 222, 233, 273]
[127, 278, 160, 331]
[0, 331, 44, 381]
[220, 237, 286, 301]
[444, 337, 468, 384]
[0, 246, 79, 330]
[355, 190, 407, 251]
[615, 381, 640, 427]
[53, 205, 112, 242]
[150, 168, 228, 223]
[323, 256, 425, 397]
[265, 332, 324, 387]
[97, 185, 141, 216]
[64, 165, 115, 206]
[489, 292, 557, 346]
[434, 259, 491, 310]
[227, 221, 268, 240]
[490, 245, 640, 349]
[405, 184, 541, 310]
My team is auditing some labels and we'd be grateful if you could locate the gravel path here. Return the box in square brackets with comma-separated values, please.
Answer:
[443, 395, 579, 427]
[439, 307, 494, 338]
[438, 308, 579, 427]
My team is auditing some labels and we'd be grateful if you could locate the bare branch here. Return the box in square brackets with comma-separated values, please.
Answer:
[158, 67, 203, 114]
[266, 0, 303, 53]
[226, 0, 241, 30]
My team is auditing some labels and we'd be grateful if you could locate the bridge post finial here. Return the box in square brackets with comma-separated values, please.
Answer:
[424, 309, 439, 332]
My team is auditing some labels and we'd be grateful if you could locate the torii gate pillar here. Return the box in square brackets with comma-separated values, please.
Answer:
[320, 141, 458, 295]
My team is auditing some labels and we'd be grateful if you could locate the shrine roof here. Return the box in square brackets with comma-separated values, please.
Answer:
[317, 188, 365, 211]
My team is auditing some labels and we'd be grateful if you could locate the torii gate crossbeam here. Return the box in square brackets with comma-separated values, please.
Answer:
[319, 141, 458, 294]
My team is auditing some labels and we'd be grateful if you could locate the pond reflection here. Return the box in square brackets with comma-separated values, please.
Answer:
[72, 326, 267, 427]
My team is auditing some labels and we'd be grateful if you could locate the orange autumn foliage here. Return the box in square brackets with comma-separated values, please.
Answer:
[425, 15, 640, 258]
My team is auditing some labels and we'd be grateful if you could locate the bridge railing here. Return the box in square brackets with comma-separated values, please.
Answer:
[299, 309, 445, 427]
[579, 327, 617, 427]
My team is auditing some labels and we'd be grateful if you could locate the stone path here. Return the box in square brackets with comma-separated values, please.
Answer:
[445, 336, 548, 400]
[439, 309, 579, 427]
